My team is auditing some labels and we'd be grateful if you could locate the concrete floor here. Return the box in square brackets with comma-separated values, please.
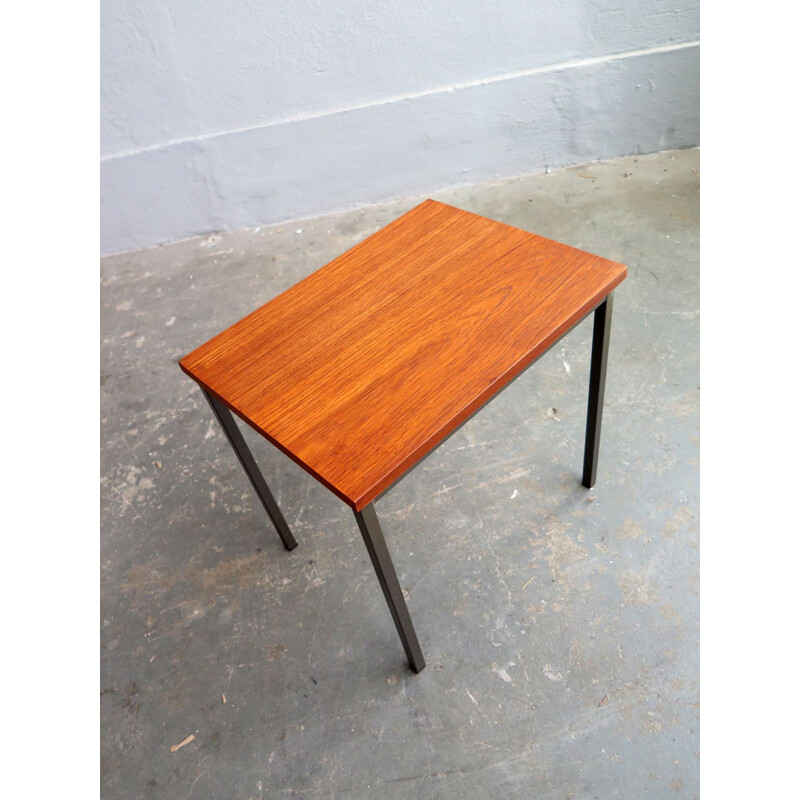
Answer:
[101, 148, 699, 799]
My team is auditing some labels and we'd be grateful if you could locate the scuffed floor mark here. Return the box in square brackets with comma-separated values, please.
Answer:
[492, 662, 514, 683]
[471, 467, 531, 492]
[665, 505, 695, 538]
[617, 519, 646, 539]
[525, 521, 587, 593]
[268, 644, 287, 661]
[617, 569, 658, 606]
[542, 665, 564, 682]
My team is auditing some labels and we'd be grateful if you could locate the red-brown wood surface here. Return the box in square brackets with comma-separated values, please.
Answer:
[180, 200, 626, 510]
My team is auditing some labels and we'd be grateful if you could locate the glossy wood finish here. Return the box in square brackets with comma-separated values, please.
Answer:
[180, 200, 627, 511]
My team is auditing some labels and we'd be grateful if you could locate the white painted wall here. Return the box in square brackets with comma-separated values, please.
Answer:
[101, 1, 699, 254]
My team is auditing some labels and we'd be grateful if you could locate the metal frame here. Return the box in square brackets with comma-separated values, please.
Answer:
[202, 388, 297, 551]
[354, 504, 425, 672]
[582, 293, 613, 488]
[200, 292, 615, 673]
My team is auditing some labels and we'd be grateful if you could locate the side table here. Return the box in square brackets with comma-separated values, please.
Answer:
[180, 200, 626, 672]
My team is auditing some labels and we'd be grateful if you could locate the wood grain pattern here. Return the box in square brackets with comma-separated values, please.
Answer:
[180, 200, 626, 511]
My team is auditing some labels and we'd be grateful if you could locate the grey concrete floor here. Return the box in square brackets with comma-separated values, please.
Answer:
[101, 149, 699, 799]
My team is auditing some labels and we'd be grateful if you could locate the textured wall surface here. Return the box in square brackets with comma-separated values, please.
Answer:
[101, 1, 699, 253]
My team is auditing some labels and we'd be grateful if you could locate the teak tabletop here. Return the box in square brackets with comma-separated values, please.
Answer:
[181, 199, 626, 673]
[180, 200, 626, 512]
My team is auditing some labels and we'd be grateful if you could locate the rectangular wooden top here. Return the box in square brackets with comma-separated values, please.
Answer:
[180, 200, 626, 510]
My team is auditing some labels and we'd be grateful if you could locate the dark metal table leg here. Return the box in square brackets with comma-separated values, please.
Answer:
[202, 388, 298, 551]
[354, 504, 425, 673]
[582, 292, 614, 489]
